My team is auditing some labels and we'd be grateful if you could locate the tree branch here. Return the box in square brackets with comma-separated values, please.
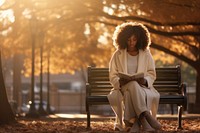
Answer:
[146, 25, 200, 36]
[163, 1, 200, 9]
[170, 36, 199, 56]
[87, 17, 200, 36]
[151, 42, 197, 67]
[96, 10, 200, 26]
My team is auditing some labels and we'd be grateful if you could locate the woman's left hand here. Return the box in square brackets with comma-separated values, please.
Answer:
[136, 78, 147, 86]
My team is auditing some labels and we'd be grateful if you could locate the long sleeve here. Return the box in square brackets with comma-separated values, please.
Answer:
[109, 51, 120, 90]
[145, 51, 156, 88]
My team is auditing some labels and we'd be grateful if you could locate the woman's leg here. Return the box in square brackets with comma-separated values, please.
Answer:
[140, 111, 161, 130]
[123, 90, 136, 122]
[123, 81, 147, 116]
[144, 88, 160, 118]
[151, 91, 160, 118]
[122, 81, 147, 132]
[123, 81, 161, 131]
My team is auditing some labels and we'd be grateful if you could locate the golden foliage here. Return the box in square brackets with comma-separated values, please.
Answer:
[0, 0, 199, 77]
[152, 49, 175, 64]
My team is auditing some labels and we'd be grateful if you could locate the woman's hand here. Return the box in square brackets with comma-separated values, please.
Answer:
[136, 78, 148, 87]
[119, 78, 131, 87]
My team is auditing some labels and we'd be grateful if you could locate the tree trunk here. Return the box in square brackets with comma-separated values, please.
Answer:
[0, 52, 16, 124]
[190, 67, 200, 113]
[13, 54, 23, 113]
[195, 69, 200, 104]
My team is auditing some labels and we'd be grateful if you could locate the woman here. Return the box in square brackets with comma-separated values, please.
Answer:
[107, 22, 161, 132]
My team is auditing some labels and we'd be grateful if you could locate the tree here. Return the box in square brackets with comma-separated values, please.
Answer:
[0, 51, 16, 124]
[1, 0, 200, 112]
[79, 0, 200, 110]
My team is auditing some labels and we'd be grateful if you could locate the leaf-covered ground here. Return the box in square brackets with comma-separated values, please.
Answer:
[0, 117, 200, 133]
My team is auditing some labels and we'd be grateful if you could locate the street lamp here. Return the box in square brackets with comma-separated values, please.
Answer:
[46, 48, 53, 114]
[26, 15, 39, 117]
[38, 35, 47, 115]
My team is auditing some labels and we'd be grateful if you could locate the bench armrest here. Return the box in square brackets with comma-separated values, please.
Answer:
[180, 83, 187, 96]
[86, 83, 90, 97]
[180, 83, 187, 110]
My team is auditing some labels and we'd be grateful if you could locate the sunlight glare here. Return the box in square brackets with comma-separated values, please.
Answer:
[0, 9, 15, 23]
[49, 113, 114, 119]
[103, 6, 114, 15]
[98, 35, 108, 45]
[0, 0, 5, 6]
[136, 9, 146, 16]
[119, 4, 126, 10]
[84, 23, 90, 35]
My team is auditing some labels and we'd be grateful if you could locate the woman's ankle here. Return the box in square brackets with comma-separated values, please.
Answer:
[142, 111, 161, 130]
[139, 115, 155, 132]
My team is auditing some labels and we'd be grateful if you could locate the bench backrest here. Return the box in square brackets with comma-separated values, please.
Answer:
[87, 65, 181, 96]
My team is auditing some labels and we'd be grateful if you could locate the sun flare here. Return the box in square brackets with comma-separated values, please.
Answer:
[0, 0, 5, 6]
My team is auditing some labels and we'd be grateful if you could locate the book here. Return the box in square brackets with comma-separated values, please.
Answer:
[118, 72, 144, 80]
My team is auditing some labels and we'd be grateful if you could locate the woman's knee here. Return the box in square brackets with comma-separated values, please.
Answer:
[127, 81, 140, 87]
[155, 91, 160, 99]
[126, 81, 141, 92]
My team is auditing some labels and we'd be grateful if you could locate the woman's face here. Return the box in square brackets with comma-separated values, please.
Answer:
[127, 34, 137, 51]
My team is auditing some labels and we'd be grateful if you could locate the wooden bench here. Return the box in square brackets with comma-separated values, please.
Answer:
[86, 65, 187, 129]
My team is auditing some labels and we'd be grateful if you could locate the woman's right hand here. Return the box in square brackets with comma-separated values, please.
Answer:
[119, 78, 131, 87]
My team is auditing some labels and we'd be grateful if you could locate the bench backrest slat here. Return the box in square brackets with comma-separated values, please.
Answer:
[87, 65, 181, 96]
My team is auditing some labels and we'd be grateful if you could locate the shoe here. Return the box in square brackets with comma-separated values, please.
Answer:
[124, 120, 133, 132]
[129, 120, 140, 133]
[143, 111, 161, 130]
[114, 124, 124, 131]
[124, 119, 133, 127]
[114, 127, 120, 131]
[139, 115, 155, 132]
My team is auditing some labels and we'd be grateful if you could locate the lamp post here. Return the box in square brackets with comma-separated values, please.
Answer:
[38, 34, 47, 115]
[26, 15, 39, 117]
[46, 48, 53, 114]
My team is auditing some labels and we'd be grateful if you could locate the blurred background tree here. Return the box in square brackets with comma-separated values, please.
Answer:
[0, 0, 200, 114]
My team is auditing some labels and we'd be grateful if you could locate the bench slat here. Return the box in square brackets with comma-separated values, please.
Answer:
[87, 95, 186, 105]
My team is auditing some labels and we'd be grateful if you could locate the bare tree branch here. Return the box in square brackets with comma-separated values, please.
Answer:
[95, 10, 200, 26]
[146, 25, 200, 36]
[163, 1, 200, 9]
[151, 42, 197, 68]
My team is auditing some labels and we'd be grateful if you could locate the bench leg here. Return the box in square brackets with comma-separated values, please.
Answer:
[170, 104, 174, 115]
[87, 110, 91, 128]
[177, 105, 183, 129]
[85, 100, 91, 128]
